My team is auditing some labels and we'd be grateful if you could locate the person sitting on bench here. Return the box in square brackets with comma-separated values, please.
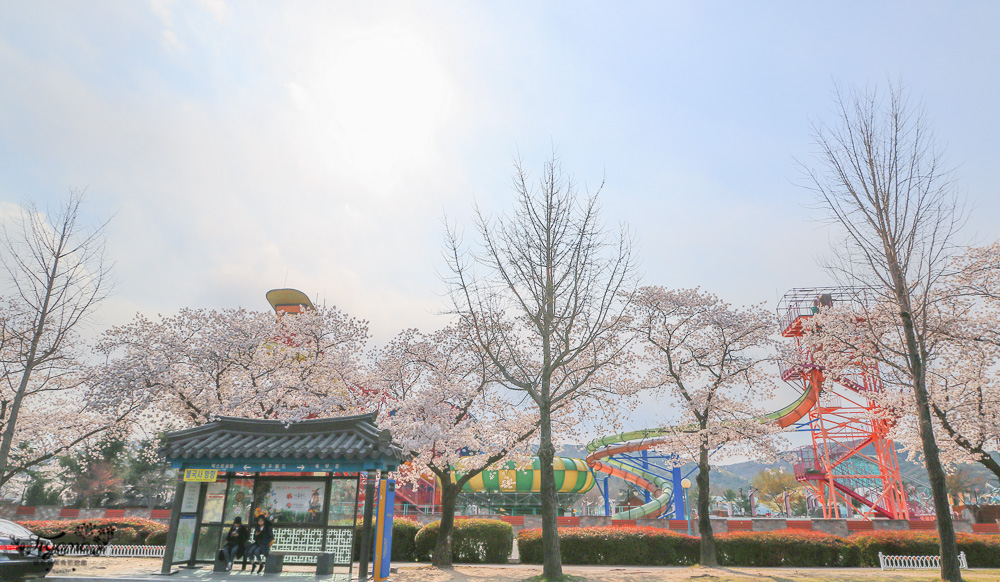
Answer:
[247, 515, 274, 574]
[221, 516, 250, 571]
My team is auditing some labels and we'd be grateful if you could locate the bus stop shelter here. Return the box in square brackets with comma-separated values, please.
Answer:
[158, 413, 404, 578]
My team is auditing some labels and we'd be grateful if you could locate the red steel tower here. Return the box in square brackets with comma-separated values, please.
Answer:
[779, 288, 910, 520]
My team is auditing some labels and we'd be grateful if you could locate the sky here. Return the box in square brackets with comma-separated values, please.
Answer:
[1, 1, 999, 432]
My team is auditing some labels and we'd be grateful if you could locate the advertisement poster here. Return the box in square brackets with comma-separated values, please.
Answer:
[172, 516, 196, 562]
[181, 482, 202, 513]
[225, 478, 253, 523]
[255, 481, 325, 523]
[202, 481, 227, 523]
[327, 478, 358, 524]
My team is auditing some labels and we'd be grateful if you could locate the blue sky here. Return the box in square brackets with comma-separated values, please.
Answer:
[1, 1, 998, 430]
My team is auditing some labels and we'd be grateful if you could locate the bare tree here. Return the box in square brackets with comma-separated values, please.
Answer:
[0, 192, 117, 486]
[444, 155, 635, 578]
[803, 83, 965, 581]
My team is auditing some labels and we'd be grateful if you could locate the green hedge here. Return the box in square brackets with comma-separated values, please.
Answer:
[16, 518, 167, 545]
[413, 519, 513, 563]
[517, 526, 698, 566]
[350, 518, 422, 562]
[390, 519, 420, 562]
[146, 528, 168, 545]
[716, 530, 851, 567]
[849, 531, 1000, 568]
[515, 527, 1000, 567]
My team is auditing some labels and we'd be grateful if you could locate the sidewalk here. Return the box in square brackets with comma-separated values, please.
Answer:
[47, 562, 1000, 582]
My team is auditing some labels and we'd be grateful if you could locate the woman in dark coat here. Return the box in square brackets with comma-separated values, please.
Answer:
[247, 515, 274, 573]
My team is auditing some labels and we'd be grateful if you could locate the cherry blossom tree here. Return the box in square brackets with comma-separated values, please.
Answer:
[0, 193, 144, 491]
[922, 333, 1000, 481]
[373, 324, 539, 568]
[96, 304, 370, 428]
[627, 286, 780, 566]
[444, 155, 636, 578]
[926, 243, 1000, 478]
[0, 368, 145, 491]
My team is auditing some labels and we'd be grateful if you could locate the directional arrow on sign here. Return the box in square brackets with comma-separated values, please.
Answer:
[244, 465, 251, 471]
[297, 465, 305, 470]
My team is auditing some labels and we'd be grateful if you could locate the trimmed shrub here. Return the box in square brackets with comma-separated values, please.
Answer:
[18, 517, 171, 546]
[146, 528, 168, 545]
[716, 530, 852, 567]
[111, 527, 140, 545]
[391, 518, 420, 562]
[849, 531, 1000, 568]
[516, 527, 1000, 568]
[956, 532, 1000, 568]
[350, 518, 424, 562]
[517, 526, 698, 566]
[414, 519, 513, 563]
[17, 520, 116, 545]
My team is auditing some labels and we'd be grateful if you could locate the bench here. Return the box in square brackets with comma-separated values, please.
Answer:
[315, 553, 338, 575]
[263, 552, 285, 574]
[212, 548, 250, 572]
[212, 551, 228, 573]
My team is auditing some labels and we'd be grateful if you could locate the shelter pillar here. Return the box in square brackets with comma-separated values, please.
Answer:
[159, 473, 186, 575]
[358, 469, 377, 580]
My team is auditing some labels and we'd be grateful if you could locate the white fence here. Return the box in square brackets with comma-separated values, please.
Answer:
[879, 551, 967, 571]
[58, 545, 165, 558]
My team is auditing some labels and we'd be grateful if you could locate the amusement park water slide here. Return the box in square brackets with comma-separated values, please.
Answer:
[585, 380, 821, 520]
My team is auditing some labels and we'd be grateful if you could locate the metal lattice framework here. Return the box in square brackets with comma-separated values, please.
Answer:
[780, 287, 911, 520]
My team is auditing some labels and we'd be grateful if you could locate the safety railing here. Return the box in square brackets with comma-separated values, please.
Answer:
[878, 551, 967, 571]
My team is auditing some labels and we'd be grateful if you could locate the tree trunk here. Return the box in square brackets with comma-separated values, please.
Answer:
[432, 478, 459, 568]
[891, 273, 962, 582]
[696, 442, 717, 567]
[911, 369, 962, 582]
[538, 404, 562, 578]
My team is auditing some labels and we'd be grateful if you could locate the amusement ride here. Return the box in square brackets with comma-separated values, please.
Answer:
[268, 287, 935, 520]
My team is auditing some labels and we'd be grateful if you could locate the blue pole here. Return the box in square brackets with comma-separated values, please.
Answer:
[672, 466, 684, 519]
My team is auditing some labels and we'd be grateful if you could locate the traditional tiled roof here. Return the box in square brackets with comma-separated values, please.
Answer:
[160, 412, 405, 463]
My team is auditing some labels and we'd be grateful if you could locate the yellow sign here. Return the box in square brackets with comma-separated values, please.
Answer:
[183, 468, 219, 482]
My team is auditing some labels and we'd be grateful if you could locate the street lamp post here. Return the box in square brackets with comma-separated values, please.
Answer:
[681, 478, 692, 536]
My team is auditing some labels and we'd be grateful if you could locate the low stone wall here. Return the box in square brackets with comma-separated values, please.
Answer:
[752, 518, 786, 532]
[811, 519, 849, 537]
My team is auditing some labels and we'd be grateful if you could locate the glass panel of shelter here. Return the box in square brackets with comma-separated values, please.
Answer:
[183, 472, 361, 570]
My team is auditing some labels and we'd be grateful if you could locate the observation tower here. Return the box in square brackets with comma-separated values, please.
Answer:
[779, 287, 911, 520]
